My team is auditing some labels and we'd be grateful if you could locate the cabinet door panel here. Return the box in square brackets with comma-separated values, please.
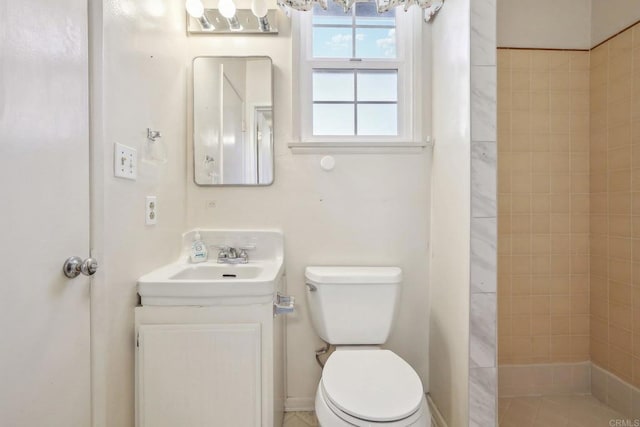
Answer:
[137, 324, 261, 427]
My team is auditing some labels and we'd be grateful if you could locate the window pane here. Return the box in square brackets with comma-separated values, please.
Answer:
[313, 71, 354, 102]
[312, 2, 352, 25]
[355, 2, 395, 26]
[355, 27, 396, 58]
[357, 71, 397, 101]
[357, 104, 397, 135]
[313, 104, 355, 135]
[313, 27, 353, 58]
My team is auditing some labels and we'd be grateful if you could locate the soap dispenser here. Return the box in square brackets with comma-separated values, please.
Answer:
[190, 231, 208, 263]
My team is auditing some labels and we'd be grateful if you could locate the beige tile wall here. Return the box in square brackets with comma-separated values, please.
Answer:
[589, 24, 640, 387]
[498, 48, 591, 364]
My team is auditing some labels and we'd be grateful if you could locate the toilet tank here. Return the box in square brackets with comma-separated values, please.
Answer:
[305, 266, 402, 345]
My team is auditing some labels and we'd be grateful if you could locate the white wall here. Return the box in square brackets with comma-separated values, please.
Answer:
[498, 0, 640, 50]
[497, 0, 591, 49]
[428, 0, 471, 425]
[185, 16, 431, 410]
[591, 0, 640, 46]
[93, 2, 188, 425]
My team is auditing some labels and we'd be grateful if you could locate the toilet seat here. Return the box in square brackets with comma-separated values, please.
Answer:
[316, 383, 429, 427]
[320, 349, 424, 423]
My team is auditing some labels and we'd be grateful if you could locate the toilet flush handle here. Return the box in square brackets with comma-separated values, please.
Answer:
[306, 282, 317, 292]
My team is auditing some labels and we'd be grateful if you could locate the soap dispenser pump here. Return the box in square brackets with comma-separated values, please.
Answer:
[190, 231, 208, 263]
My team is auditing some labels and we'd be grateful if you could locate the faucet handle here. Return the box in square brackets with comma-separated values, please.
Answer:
[213, 245, 231, 256]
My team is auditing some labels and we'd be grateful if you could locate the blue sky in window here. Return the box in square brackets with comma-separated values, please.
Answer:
[312, 0, 396, 59]
[313, 27, 396, 58]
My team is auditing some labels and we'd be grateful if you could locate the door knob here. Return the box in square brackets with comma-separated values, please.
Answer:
[63, 256, 99, 278]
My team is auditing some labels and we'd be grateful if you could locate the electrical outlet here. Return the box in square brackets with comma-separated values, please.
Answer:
[145, 196, 157, 225]
[114, 143, 137, 180]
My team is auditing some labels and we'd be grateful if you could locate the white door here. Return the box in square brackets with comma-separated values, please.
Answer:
[0, 1, 91, 426]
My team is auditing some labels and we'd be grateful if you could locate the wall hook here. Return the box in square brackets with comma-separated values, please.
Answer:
[147, 128, 162, 142]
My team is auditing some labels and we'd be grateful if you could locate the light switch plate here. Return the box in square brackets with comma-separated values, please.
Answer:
[114, 143, 137, 180]
[145, 196, 157, 225]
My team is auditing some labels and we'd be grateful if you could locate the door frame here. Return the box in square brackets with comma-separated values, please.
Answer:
[87, 1, 107, 426]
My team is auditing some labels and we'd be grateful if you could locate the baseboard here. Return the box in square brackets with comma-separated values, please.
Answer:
[498, 361, 591, 397]
[427, 393, 448, 427]
[591, 363, 640, 419]
[284, 397, 315, 412]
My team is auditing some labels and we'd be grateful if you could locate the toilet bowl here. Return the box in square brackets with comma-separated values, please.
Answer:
[315, 349, 429, 426]
[305, 267, 431, 427]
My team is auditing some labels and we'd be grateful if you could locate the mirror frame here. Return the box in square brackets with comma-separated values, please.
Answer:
[192, 55, 275, 187]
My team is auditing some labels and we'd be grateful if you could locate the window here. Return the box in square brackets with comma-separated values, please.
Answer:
[297, 0, 421, 144]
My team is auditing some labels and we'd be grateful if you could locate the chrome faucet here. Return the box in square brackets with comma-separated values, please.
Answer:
[216, 246, 250, 264]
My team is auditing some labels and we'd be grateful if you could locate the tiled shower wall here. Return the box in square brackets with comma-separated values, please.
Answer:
[498, 49, 591, 365]
[589, 24, 640, 388]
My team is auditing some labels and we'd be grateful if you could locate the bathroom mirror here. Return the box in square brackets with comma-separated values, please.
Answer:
[193, 56, 274, 186]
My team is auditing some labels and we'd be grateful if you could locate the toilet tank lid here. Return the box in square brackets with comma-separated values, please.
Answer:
[305, 266, 402, 285]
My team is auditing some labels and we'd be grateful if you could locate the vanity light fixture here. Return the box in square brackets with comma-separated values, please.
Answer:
[186, 0, 279, 34]
[218, 0, 243, 31]
[185, 0, 214, 30]
[251, 0, 272, 32]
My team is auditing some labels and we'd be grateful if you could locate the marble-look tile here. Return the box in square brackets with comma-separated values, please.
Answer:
[607, 372, 632, 417]
[499, 363, 592, 397]
[469, 367, 497, 427]
[471, 141, 497, 218]
[471, 217, 497, 293]
[471, 66, 497, 142]
[570, 363, 591, 394]
[471, 0, 496, 66]
[632, 388, 640, 421]
[591, 364, 608, 404]
[470, 293, 496, 368]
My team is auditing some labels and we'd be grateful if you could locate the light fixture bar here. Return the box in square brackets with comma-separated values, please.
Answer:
[257, 16, 271, 32]
[225, 15, 243, 31]
[187, 9, 279, 34]
[198, 15, 214, 30]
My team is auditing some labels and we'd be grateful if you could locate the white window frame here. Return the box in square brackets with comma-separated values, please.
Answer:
[296, 2, 423, 146]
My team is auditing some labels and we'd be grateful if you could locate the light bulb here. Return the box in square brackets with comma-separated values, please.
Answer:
[218, 0, 237, 18]
[251, 0, 268, 18]
[185, 0, 205, 18]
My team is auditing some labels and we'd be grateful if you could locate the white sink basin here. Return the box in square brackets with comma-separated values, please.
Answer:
[137, 230, 284, 306]
[170, 264, 264, 281]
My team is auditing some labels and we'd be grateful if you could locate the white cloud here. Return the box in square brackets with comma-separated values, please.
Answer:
[326, 33, 352, 50]
[375, 28, 396, 57]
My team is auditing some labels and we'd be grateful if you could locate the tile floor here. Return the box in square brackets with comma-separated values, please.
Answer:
[285, 396, 629, 427]
[283, 412, 319, 427]
[499, 395, 632, 427]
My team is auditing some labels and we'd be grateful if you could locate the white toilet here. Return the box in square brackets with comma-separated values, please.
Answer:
[305, 266, 430, 427]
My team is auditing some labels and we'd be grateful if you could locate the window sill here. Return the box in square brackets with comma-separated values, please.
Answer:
[287, 140, 433, 154]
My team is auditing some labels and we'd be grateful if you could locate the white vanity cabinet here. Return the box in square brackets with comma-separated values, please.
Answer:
[134, 300, 285, 427]
[135, 230, 289, 427]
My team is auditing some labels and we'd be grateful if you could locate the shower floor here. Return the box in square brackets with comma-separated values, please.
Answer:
[499, 394, 628, 427]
